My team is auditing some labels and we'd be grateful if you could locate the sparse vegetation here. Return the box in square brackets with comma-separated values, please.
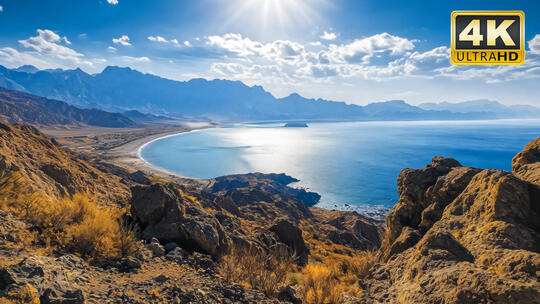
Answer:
[218, 242, 375, 303]
[0, 189, 140, 262]
[218, 246, 297, 297]
[297, 251, 374, 303]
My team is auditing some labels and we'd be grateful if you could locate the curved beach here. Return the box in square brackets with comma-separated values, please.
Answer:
[105, 125, 213, 187]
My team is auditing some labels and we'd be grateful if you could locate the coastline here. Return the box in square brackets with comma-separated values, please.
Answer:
[104, 124, 214, 187]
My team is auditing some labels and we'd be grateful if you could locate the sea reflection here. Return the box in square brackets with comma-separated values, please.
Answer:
[141, 120, 540, 210]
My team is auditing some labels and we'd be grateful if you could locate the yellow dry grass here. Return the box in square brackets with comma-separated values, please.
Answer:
[296, 251, 374, 304]
[0, 184, 140, 261]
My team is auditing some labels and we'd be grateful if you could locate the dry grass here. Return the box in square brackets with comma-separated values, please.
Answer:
[218, 246, 296, 297]
[296, 251, 375, 303]
[0, 187, 141, 261]
[218, 244, 375, 302]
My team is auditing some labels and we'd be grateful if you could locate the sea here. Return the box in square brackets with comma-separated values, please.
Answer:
[140, 120, 540, 218]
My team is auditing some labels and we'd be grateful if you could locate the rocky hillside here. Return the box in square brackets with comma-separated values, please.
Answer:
[0, 122, 130, 203]
[354, 142, 540, 303]
[0, 87, 138, 128]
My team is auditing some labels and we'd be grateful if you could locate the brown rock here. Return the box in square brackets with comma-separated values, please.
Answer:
[512, 137, 540, 187]
[386, 156, 462, 244]
[269, 218, 309, 265]
[131, 183, 229, 257]
[360, 140, 540, 303]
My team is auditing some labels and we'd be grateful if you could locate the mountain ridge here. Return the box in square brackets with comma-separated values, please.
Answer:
[419, 99, 540, 117]
[0, 87, 138, 128]
[1, 64, 538, 121]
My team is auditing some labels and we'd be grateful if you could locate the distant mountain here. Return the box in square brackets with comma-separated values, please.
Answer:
[0, 64, 536, 121]
[0, 87, 138, 128]
[122, 110, 175, 122]
[419, 100, 540, 118]
[14, 65, 40, 73]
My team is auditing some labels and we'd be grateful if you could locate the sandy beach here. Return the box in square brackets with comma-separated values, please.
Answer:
[102, 122, 215, 187]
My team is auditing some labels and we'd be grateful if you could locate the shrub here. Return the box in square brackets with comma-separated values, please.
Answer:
[117, 216, 142, 258]
[301, 263, 343, 304]
[0, 190, 141, 262]
[63, 203, 120, 259]
[298, 251, 375, 304]
[218, 246, 296, 297]
[61, 196, 141, 261]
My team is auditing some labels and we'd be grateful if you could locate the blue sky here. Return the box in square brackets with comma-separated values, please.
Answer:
[0, 0, 539, 106]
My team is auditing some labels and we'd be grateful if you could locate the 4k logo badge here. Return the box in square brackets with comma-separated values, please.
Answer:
[451, 11, 525, 65]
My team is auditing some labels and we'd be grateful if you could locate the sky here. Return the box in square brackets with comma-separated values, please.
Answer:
[0, 0, 539, 106]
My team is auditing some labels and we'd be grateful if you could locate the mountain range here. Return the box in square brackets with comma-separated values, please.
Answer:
[419, 100, 540, 117]
[0, 64, 538, 121]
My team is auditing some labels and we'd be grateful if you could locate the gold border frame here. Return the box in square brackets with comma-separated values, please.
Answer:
[450, 10, 525, 65]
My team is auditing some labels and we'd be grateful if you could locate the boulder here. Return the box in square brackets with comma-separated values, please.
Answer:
[131, 183, 229, 257]
[269, 219, 309, 265]
[148, 238, 166, 257]
[118, 257, 142, 272]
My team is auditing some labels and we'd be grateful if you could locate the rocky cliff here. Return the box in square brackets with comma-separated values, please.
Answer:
[354, 140, 540, 303]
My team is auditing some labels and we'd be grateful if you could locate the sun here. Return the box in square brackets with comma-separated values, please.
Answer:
[220, 0, 329, 38]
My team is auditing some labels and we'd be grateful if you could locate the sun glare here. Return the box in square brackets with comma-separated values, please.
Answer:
[221, 0, 329, 37]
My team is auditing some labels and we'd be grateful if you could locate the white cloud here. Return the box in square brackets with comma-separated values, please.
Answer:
[184, 40, 191, 47]
[0, 47, 51, 68]
[320, 31, 337, 41]
[529, 34, 540, 55]
[0, 5, 3, 12]
[0, 29, 100, 71]
[328, 33, 417, 64]
[107, 0, 118, 5]
[148, 36, 168, 43]
[203, 32, 540, 86]
[121, 56, 150, 62]
[112, 35, 131, 46]
[206, 33, 305, 63]
[18, 29, 84, 60]
[171, 39, 179, 45]
[107, 46, 117, 53]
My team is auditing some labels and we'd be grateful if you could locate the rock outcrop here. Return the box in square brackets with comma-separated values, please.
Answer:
[209, 173, 321, 208]
[131, 183, 230, 257]
[512, 137, 540, 187]
[309, 207, 381, 251]
[269, 219, 310, 265]
[359, 138, 540, 303]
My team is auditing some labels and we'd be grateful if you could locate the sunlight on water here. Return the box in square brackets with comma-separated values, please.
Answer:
[141, 120, 540, 211]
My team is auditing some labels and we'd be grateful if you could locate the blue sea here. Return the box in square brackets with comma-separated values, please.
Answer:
[141, 120, 540, 215]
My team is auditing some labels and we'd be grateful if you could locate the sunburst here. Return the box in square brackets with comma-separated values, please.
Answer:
[219, 0, 329, 37]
